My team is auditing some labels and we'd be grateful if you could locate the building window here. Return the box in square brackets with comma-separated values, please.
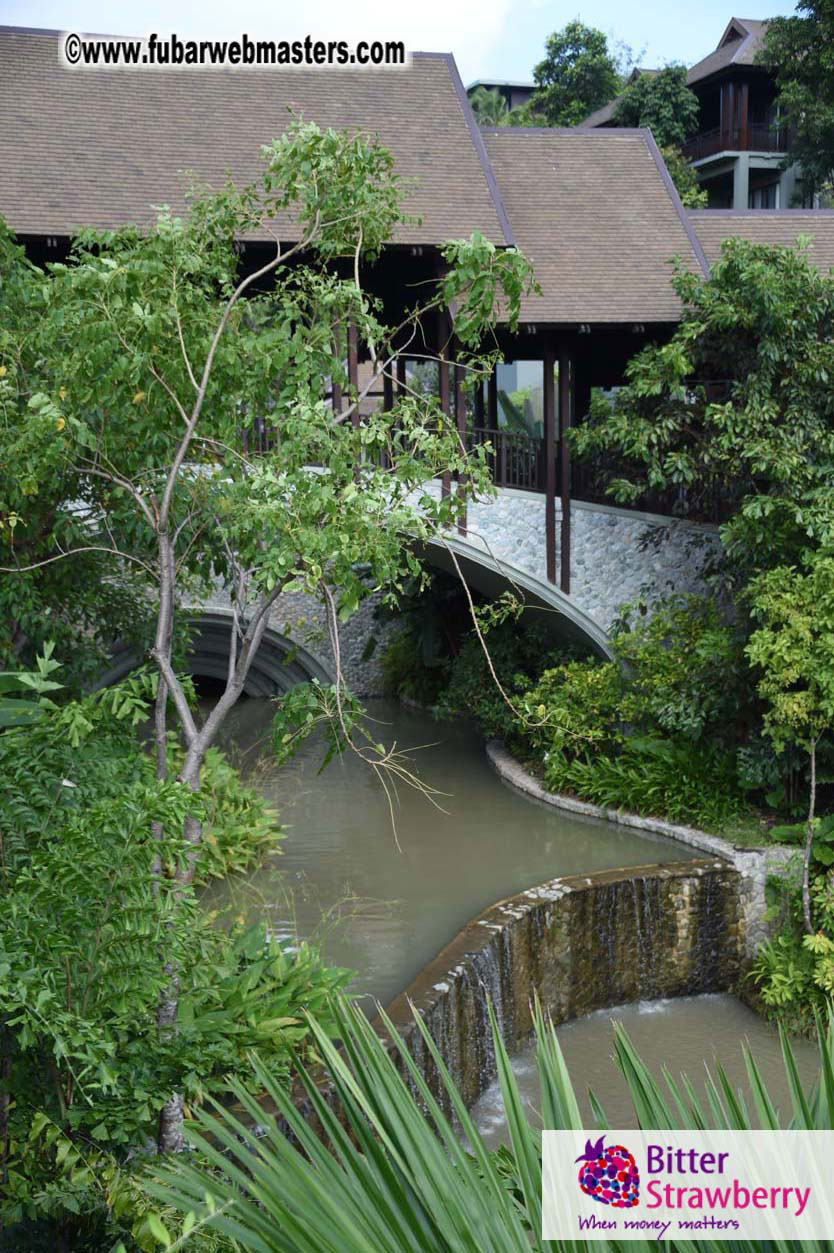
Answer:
[749, 182, 779, 209]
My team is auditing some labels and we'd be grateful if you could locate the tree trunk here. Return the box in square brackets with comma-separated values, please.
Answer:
[151, 676, 168, 894]
[157, 1092, 186, 1155]
[802, 741, 817, 935]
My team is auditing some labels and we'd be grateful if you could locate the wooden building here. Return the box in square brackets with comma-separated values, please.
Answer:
[3, 23, 834, 592]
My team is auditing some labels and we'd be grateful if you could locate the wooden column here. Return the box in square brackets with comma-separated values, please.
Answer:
[347, 320, 359, 430]
[543, 348, 556, 584]
[738, 79, 749, 150]
[455, 363, 467, 535]
[438, 311, 451, 499]
[487, 368, 498, 430]
[382, 367, 395, 472]
[558, 346, 573, 595]
[475, 377, 485, 428]
[396, 355, 407, 396]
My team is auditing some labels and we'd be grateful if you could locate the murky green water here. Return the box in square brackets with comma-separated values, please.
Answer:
[206, 697, 690, 1009]
[470, 994, 820, 1146]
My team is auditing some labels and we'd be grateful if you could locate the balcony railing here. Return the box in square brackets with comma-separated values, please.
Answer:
[242, 418, 732, 522]
[467, 426, 543, 493]
[682, 123, 791, 161]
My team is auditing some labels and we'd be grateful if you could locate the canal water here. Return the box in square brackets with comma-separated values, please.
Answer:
[470, 994, 820, 1144]
[208, 697, 690, 1009]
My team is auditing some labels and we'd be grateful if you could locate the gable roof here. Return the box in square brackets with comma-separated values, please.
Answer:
[481, 127, 707, 323]
[0, 25, 511, 246]
[686, 16, 770, 87]
[689, 209, 834, 273]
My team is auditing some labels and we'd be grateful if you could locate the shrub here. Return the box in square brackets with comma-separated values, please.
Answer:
[546, 736, 743, 828]
[519, 658, 624, 759]
[436, 618, 572, 741]
[0, 672, 350, 1247]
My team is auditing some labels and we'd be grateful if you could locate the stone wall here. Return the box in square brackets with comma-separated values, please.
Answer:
[194, 486, 723, 692]
[381, 859, 741, 1114]
[459, 487, 722, 633]
[486, 739, 794, 959]
[198, 584, 396, 697]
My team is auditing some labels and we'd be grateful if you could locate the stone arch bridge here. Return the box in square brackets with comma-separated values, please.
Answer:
[178, 487, 720, 697]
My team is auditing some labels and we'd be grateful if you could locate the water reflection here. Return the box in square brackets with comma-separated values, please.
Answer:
[206, 698, 691, 1008]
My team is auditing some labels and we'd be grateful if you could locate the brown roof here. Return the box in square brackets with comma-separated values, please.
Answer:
[0, 26, 511, 246]
[686, 17, 770, 87]
[584, 18, 772, 128]
[690, 210, 834, 272]
[481, 127, 707, 323]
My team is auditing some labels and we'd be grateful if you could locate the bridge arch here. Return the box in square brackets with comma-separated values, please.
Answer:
[419, 535, 614, 660]
[98, 610, 334, 696]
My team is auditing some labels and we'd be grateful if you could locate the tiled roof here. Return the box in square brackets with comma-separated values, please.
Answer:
[0, 26, 511, 245]
[481, 127, 707, 323]
[686, 17, 770, 87]
[689, 210, 834, 273]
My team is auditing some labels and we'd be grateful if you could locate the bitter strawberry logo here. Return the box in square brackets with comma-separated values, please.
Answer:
[576, 1135, 640, 1208]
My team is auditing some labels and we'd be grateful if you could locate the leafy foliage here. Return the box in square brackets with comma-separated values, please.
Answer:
[570, 237, 834, 577]
[531, 21, 622, 127]
[760, 0, 834, 197]
[150, 995, 834, 1252]
[659, 143, 708, 208]
[0, 670, 349, 1246]
[613, 64, 699, 148]
[0, 225, 152, 686]
[514, 598, 748, 828]
[746, 555, 834, 758]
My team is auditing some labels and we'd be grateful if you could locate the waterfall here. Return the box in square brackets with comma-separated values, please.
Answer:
[383, 859, 742, 1114]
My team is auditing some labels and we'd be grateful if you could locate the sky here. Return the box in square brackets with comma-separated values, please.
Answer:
[0, 0, 800, 84]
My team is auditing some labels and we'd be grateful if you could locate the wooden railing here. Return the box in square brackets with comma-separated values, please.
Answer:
[682, 123, 791, 162]
[242, 418, 731, 523]
[467, 426, 542, 492]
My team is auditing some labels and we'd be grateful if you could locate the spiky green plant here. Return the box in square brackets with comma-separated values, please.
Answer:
[149, 996, 834, 1251]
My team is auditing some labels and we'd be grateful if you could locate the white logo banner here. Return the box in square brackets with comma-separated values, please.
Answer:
[543, 1129, 834, 1242]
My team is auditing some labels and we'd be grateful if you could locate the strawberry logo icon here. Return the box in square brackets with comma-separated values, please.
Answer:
[576, 1135, 640, 1208]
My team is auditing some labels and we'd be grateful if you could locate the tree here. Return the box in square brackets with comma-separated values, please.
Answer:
[761, 1, 834, 197]
[468, 87, 546, 129]
[0, 655, 351, 1248]
[531, 21, 621, 127]
[659, 143, 708, 208]
[746, 554, 834, 933]
[570, 237, 834, 577]
[1, 119, 534, 1153]
[613, 64, 699, 148]
[0, 228, 151, 687]
[468, 86, 508, 126]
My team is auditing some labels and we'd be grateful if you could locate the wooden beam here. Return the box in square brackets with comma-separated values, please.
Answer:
[475, 376, 485, 427]
[455, 363, 467, 534]
[738, 79, 749, 150]
[559, 346, 572, 595]
[487, 368, 498, 431]
[543, 347, 556, 584]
